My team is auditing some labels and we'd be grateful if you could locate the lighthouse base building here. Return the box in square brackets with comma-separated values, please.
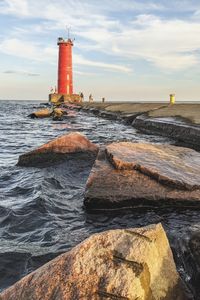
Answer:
[49, 37, 81, 104]
[49, 93, 81, 104]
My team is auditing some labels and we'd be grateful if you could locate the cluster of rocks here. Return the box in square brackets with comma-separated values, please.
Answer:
[28, 107, 68, 121]
[2, 132, 199, 299]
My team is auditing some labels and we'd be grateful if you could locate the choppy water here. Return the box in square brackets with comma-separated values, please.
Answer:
[0, 100, 200, 298]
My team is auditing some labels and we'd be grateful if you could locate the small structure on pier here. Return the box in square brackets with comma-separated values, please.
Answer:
[49, 35, 81, 104]
[170, 94, 175, 105]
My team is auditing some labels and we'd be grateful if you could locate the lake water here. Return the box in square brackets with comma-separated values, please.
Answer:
[0, 100, 199, 299]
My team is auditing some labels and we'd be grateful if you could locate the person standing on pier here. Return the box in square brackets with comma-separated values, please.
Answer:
[89, 94, 94, 102]
[80, 92, 84, 103]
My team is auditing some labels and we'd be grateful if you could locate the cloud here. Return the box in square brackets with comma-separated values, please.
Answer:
[74, 54, 131, 73]
[0, 38, 44, 60]
[119, 16, 200, 70]
[3, 70, 40, 76]
[1, 0, 200, 72]
[3, 70, 16, 74]
[0, 0, 29, 16]
[0, 0, 163, 18]
[94, 0, 163, 12]
[0, 38, 131, 73]
[76, 14, 200, 71]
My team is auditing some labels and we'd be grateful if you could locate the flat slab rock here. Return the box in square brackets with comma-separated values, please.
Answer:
[106, 142, 200, 191]
[84, 147, 200, 210]
[17, 132, 99, 167]
[0, 224, 188, 300]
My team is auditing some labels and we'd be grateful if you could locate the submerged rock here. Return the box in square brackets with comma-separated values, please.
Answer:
[84, 143, 200, 210]
[17, 132, 99, 167]
[0, 224, 188, 300]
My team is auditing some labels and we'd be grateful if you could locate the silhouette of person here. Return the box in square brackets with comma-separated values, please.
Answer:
[89, 94, 93, 102]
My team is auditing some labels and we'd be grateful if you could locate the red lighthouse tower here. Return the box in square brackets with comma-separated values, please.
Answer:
[49, 35, 80, 104]
[57, 37, 73, 95]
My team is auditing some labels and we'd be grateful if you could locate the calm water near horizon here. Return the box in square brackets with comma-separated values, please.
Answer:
[0, 100, 200, 298]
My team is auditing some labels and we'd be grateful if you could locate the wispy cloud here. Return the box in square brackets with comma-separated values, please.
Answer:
[1, 1, 200, 74]
[75, 14, 200, 71]
[0, 0, 164, 18]
[0, 37, 131, 73]
[3, 70, 40, 76]
[1, 0, 200, 100]
[74, 54, 131, 73]
[119, 16, 200, 70]
[0, 0, 29, 16]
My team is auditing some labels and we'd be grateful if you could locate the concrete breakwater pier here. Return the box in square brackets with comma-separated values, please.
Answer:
[78, 102, 200, 149]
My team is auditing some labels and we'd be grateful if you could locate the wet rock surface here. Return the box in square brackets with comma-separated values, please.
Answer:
[0, 224, 189, 300]
[106, 142, 200, 191]
[84, 144, 200, 210]
[17, 132, 99, 167]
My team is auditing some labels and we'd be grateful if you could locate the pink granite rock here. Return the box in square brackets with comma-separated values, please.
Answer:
[84, 146, 200, 210]
[0, 224, 188, 300]
[106, 142, 200, 191]
[18, 132, 99, 167]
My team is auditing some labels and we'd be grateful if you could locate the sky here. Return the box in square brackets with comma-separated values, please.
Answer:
[0, 0, 200, 101]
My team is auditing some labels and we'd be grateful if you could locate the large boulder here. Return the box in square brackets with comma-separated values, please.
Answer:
[84, 143, 200, 210]
[0, 224, 188, 300]
[17, 132, 99, 167]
